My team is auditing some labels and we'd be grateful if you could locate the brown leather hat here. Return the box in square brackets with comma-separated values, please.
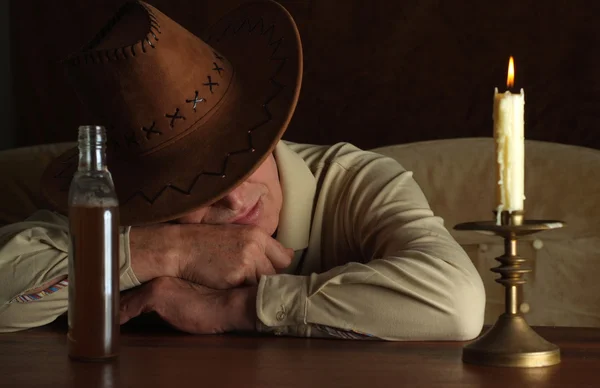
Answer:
[41, 0, 302, 226]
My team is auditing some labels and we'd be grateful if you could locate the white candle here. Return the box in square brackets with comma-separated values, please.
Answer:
[494, 56, 525, 223]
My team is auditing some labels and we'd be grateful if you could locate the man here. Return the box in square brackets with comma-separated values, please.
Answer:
[0, 0, 485, 339]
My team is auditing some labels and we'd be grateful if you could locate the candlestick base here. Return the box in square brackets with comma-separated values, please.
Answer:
[455, 214, 564, 368]
[463, 314, 560, 368]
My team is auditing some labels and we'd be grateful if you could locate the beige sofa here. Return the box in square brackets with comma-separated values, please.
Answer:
[1, 138, 599, 327]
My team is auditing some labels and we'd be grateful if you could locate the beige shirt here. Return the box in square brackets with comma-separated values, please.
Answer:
[0, 141, 485, 339]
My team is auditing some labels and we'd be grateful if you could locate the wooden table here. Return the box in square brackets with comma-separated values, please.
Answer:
[2, 319, 599, 388]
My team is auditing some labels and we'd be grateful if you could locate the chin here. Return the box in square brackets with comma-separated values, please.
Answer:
[259, 216, 279, 237]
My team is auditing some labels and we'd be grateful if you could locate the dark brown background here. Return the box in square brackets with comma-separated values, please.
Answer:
[10, 0, 600, 150]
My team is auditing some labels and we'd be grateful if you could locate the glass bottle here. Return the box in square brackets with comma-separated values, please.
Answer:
[67, 125, 120, 360]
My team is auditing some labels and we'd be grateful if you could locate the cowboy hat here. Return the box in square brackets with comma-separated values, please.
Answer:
[41, 0, 302, 225]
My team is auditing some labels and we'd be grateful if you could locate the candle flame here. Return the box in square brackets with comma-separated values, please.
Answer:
[507, 56, 515, 88]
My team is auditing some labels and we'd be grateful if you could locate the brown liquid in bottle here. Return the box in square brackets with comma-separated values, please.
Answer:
[68, 204, 119, 361]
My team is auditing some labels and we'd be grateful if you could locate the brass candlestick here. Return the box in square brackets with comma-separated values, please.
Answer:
[454, 211, 564, 368]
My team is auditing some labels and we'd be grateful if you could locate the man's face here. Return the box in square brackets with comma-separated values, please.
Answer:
[176, 153, 282, 235]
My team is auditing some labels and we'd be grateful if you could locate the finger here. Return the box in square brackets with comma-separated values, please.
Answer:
[151, 278, 230, 334]
[119, 284, 154, 325]
[246, 255, 276, 285]
[264, 239, 294, 269]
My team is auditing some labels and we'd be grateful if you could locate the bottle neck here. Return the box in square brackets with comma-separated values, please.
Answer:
[78, 145, 107, 172]
[77, 126, 107, 172]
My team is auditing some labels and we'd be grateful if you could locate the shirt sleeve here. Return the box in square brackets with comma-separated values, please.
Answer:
[0, 210, 140, 332]
[256, 148, 486, 340]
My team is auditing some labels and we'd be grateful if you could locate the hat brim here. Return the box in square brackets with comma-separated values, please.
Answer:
[41, 0, 302, 226]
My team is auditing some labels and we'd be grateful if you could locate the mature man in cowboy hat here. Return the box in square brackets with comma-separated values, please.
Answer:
[0, 0, 485, 339]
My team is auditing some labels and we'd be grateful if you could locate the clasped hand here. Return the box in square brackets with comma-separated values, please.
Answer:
[120, 223, 294, 333]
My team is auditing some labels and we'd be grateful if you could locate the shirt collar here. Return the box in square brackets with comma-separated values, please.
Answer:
[273, 141, 316, 251]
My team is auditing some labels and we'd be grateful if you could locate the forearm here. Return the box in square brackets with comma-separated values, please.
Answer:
[0, 286, 68, 333]
[254, 213, 485, 340]
[0, 215, 71, 331]
[256, 249, 484, 341]
[0, 211, 70, 304]
[0, 210, 140, 331]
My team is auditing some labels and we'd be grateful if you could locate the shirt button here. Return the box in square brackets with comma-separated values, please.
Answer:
[276, 310, 287, 321]
[479, 244, 489, 252]
[532, 239, 544, 250]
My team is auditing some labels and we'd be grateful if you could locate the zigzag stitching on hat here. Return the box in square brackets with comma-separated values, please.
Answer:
[218, 17, 282, 58]
[66, 1, 161, 66]
[121, 16, 289, 207]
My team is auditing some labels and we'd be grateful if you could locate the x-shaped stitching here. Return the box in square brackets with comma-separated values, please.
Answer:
[212, 62, 224, 76]
[166, 108, 185, 128]
[186, 91, 206, 111]
[203, 76, 219, 94]
[141, 121, 162, 139]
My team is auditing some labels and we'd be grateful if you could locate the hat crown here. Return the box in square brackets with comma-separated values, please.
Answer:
[65, 1, 234, 156]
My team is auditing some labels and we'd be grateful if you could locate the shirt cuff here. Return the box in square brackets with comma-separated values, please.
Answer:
[119, 226, 140, 291]
[256, 274, 309, 336]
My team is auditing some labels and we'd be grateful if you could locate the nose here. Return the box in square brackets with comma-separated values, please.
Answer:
[214, 184, 245, 211]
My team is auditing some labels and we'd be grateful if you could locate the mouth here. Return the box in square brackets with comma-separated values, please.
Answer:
[231, 198, 262, 225]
